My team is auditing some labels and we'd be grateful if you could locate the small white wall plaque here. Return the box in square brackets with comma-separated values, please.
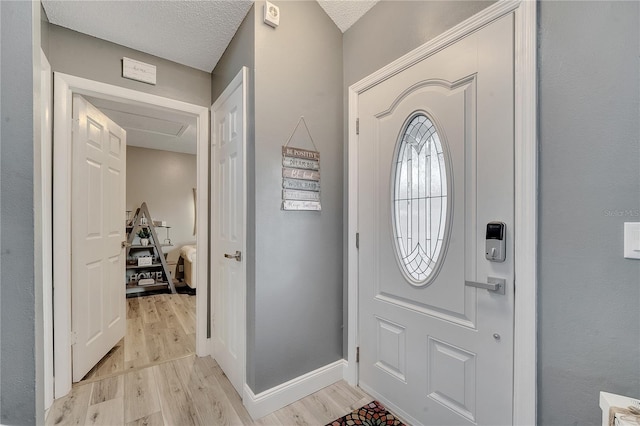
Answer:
[264, 1, 280, 28]
[122, 57, 157, 85]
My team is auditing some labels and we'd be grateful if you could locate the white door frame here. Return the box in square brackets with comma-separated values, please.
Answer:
[210, 66, 248, 394]
[39, 49, 54, 411]
[52, 72, 210, 398]
[346, 1, 537, 425]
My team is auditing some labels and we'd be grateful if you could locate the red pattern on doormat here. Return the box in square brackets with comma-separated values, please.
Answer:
[326, 400, 405, 426]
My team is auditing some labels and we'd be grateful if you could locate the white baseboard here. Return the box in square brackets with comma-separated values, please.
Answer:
[243, 359, 346, 420]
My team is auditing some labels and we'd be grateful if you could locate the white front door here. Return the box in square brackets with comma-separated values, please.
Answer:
[357, 15, 514, 425]
[71, 95, 127, 382]
[212, 68, 247, 396]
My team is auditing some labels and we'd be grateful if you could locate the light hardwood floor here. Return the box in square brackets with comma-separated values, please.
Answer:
[82, 293, 196, 382]
[47, 354, 373, 425]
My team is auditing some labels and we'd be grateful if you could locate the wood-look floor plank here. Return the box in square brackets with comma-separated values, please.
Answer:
[90, 375, 123, 405]
[124, 366, 161, 424]
[173, 356, 245, 425]
[124, 316, 150, 368]
[84, 397, 124, 426]
[153, 360, 200, 426]
[153, 297, 180, 331]
[170, 296, 196, 335]
[324, 380, 369, 409]
[273, 401, 318, 426]
[299, 389, 348, 423]
[139, 296, 161, 324]
[144, 322, 169, 364]
[206, 358, 256, 425]
[253, 413, 282, 426]
[125, 411, 164, 426]
[127, 297, 141, 320]
[46, 382, 92, 426]
[161, 323, 194, 360]
[83, 341, 125, 381]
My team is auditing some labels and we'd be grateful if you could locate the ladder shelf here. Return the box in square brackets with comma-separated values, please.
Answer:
[125, 202, 176, 296]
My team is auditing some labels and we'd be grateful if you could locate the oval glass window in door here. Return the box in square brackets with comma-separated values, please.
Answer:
[392, 113, 450, 285]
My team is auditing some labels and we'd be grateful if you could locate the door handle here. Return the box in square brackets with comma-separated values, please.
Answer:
[465, 277, 506, 295]
[121, 241, 131, 249]
[224, 250, 242, 262]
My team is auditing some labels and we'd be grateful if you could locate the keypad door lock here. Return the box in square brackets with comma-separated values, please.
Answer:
[485, 222, 506, 262]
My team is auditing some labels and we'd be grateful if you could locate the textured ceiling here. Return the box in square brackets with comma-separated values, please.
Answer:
[42, 1, 378, 73]
[86, 96, 198, 155]
[43, 1, 379, 154]
[316, 0, 378, 32]
[42, 0, 253, 72]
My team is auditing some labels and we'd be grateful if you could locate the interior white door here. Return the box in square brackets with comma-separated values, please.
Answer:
[212, 69, 246, 396]
[357, 15, 514, 425]
[71, 95, 127, 382]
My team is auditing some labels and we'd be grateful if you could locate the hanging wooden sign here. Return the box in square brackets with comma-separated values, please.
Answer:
[282, 156, 320, 171]
[282, 146, 320, 161]
[282, 167, 320, 181]
[283, 189, 321, 201]
[283, 200, 322, 211]
[283, 178, 321, 191]
[281, 116, 321, 211]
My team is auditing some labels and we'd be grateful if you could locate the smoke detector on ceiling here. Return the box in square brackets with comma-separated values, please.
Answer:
[264, 1, 280, 28]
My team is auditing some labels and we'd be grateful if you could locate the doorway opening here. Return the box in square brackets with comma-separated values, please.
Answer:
[77, 94, 201, 383]
[52, 73, 210, 398]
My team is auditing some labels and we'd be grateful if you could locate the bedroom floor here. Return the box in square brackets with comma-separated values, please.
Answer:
[47, 354, 373, 425]
[81, 293, 196, 382]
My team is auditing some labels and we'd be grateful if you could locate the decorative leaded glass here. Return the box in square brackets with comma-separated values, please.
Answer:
[392, 114, 449, 285]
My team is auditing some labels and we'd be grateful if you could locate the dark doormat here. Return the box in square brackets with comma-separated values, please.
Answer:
[326, 400, 406, 426]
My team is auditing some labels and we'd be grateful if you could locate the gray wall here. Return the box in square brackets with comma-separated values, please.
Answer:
[0, 2, 43, 424]
[343, 0, 495, 87]
[47, 25, 211, 107]
[211, 5, 254, 102]
[126, 147, 197, 272]
[251, 0, 344, 393]
[342, 0, 496, 357]
[538, 1, 640, 424]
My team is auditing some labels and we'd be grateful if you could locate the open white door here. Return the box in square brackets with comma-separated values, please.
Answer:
[211, 68, 247, 396]
[71, 95, 127, 382]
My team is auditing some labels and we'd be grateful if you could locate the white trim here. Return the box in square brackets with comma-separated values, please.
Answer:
[52, 73, 210, 398]
[243, 360, 346, 420]
[513, 1, 538, 424]
[346, 1, 537, 425]
[210, 66, 248, 396]
[40, 49, 54, 411]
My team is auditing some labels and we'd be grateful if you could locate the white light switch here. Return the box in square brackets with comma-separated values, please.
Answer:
[623, 222, 640, 259]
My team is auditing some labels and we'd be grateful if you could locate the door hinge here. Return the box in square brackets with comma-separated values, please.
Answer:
[70, 331, 78, 345]
[356, 346, 360, 363]
[356, 232, 360, 249]
[356, 118, 360, 135]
